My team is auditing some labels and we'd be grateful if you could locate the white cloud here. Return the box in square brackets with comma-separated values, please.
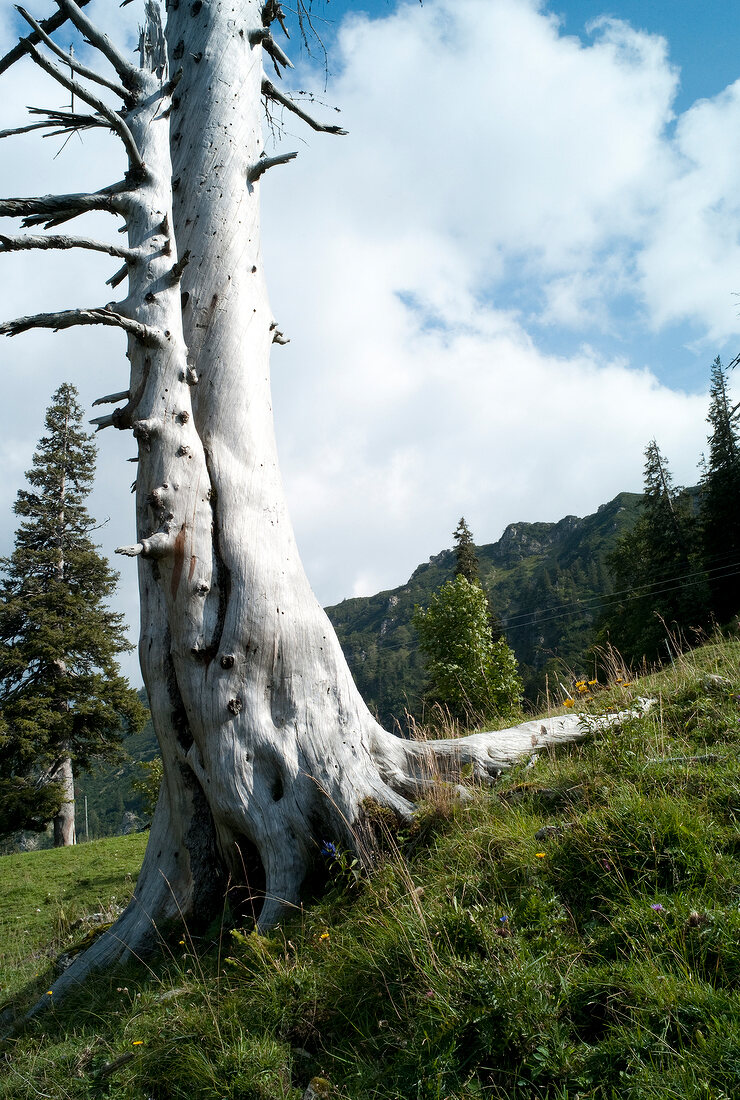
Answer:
[0, 0, 739, 673]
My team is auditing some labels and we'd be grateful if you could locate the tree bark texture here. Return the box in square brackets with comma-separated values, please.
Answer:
[51, 754, 76, 847]
[5, 1, 594, 1009]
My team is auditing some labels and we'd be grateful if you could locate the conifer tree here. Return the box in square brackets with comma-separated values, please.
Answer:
[0, 383, 145, 845]
[599, 440, 707, 663]
[453, 518, 480, 585]
[700, 357, 740, 623]
[453, 516, 503, 640]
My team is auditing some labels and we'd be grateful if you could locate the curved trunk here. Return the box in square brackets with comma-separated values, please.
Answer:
[32, 1, 591, 1007]
[52, 754, 75, 847]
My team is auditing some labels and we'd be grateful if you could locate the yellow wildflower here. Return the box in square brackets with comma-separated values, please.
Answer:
[535, 852, 546, 859]
[132, 1041, 144, 1046]
[563, 698, 575, 708]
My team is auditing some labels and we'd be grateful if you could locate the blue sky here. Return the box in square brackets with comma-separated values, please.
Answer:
[1, 0, 740, 670]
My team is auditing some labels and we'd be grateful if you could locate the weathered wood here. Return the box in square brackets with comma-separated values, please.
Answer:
[0, 0, 92, 77]
[0, 307, 158, 343]
[8, 1, 595, 1015]
[0, 233, 135, 260]
[262, 78, 347, 135]
[15, 6, 131, 101]
[26, 46, 145, 174]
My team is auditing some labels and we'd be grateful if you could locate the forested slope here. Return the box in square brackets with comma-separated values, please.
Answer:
[327, 492, 642, 725]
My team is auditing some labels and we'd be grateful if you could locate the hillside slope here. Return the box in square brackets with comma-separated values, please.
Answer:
[4, 637, 740, 1099]
[327, 491, 642, 726]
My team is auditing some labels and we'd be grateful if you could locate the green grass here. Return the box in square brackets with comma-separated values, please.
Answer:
[4, 638, 740, 1098]
[0, 833, 147, 1008]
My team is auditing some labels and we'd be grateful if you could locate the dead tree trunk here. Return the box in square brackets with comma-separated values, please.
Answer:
[0, 0, 592, 1002]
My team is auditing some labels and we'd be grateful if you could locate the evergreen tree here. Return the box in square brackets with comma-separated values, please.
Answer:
[453, 517, 480, 584]
[0, 384, 146, 845]
[598, 440, 707, 663]
[700, 356, 740, 623]
[413, 575, 522, 725]
[453, 516, 504, 640]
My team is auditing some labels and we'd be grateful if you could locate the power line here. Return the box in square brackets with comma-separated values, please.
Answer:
[499, 555, 739, 629]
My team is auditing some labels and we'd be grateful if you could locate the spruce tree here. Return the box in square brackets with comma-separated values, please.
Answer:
[700, 356, 740, 623]
[453, 518, 480, 584]
[0, 384, 145, 845]
[599, 440, 707, 663]
[453, 516, 503, 640]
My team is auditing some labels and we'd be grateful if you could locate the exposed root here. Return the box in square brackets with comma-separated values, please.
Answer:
[369, 709, 633, 796]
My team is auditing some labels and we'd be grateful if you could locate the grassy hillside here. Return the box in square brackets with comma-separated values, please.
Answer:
[327, 491, 642, 727]
[0, 833, 147, 1008]
[3, 635, 740, 1098]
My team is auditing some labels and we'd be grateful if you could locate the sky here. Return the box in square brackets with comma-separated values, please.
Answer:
[1, 0, 740, 683]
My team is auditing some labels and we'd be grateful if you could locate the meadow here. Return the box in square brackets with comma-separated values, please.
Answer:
[3, 639, 740, 1098]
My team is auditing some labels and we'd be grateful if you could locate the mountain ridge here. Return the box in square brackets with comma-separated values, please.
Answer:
[325, 491, 643, 726]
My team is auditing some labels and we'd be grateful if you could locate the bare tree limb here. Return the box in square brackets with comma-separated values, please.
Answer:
[249, 28, 293, 75]
[27, 46, 145, 175]
[0, 232, 137, 261]
[0, 307, 160, 344]
[116, 542, 143, 557]
[0, 120, 58, 139]
[106, 262, 129, 289]
[54, 0, 138, 84]
[116, 532, 172, 558]
[16, 6, 132, 102]
[93, 389, 130, 406]
[261, 79, 347, 135]
[0, 110, 107, 140]
[89, 412, 117, 430]
[262, 0, 290, 39]
[167, 249, 190, 285]
[0, 185, 127, 229]
[263, 34, 293, 71]
[247, 151, 297, 184]
[0, 0, 92, 77]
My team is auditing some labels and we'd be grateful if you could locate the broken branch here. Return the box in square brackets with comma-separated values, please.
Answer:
[0, 233, 136, 261]
[89, 412, 119, 431]
[0, 307, 160, 344]
[0, 0, 91, 77]
[93, 389, 130, 407]
[54, 0, 138, 84]
[261, 79, 347, 135]
[16, 6, 132, 102]
[106, 263, 130, 289]
[27, 46, 145, 175]
[0, 185, 126, 229]
[247, 151, 298, 184]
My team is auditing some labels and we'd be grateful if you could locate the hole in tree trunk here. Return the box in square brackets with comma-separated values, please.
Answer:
[271, 773, 284, 802]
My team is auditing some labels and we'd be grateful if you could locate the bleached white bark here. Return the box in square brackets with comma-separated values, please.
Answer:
[1, 0, 594, 1009]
